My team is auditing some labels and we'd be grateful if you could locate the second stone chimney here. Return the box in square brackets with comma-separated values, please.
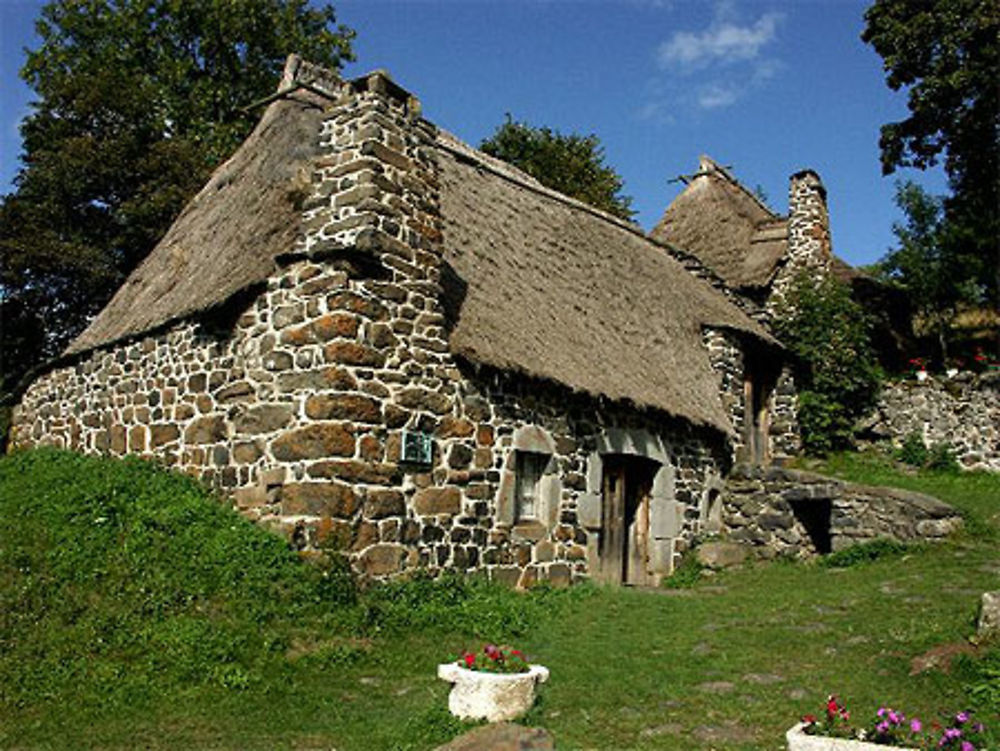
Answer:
[786, 169, 832, 276]
[768, 169, 833, 312]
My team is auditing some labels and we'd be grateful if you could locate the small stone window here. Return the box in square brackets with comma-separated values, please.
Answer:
[496, 425, 562, 531]
[514, 451, 548, 522]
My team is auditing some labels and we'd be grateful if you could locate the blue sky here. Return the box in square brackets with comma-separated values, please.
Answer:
[1, 0, 949, 267]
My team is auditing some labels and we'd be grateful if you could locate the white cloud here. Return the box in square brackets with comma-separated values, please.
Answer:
[696, 83, 739, 110]
[658, 11, 782, 69]
[641, 2, 784, 115]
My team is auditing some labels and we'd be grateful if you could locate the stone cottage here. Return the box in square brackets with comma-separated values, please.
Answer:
[653, 154, 847, 314]
[11, 57, 959, 584]
[10, 57, 802, 586]
[655, 155, 915, 366]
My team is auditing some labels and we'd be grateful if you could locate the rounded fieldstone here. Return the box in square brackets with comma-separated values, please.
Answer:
[305, 394, 381, 423]
[271, 424, 355, 460]
[357, 543, 407, 576]
[234, 404, 294, 434]
[364, 490, 405, 519]
[280, 482, 359, 517]
[413, 486, 461, 515]
[184, 415, 227, 444]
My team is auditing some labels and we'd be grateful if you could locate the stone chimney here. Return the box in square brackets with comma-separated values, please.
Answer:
[768, 169, 832, 312]
[786, 169, 832, 276]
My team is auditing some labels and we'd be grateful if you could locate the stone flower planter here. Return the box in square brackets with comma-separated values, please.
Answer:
[786, 723, 918, 751]
[437, 662, 549, 722]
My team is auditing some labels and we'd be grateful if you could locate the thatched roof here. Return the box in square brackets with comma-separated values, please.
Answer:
[64, 60, 778, 434]
[651, 156, 788, 290]
[436, 134, 777, 434]
[66, 58, 339, 356]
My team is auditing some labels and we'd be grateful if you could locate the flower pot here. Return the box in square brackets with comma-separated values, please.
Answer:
[437, 662, 549, 722]
[915, 370, 929, 382]
[786, 723, 918, 751]
[946, 368, 959, 378]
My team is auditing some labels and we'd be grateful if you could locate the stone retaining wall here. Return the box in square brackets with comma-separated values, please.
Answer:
[863, 373, 1000, 471]
[720, 465, 962, 557]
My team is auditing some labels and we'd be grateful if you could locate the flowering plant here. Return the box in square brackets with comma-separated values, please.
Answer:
[909, 357, 929, 374]
[455, 643, 530, 674]
[865, 705, 924, 745]
[930, 711, 988, 750]
[799, 697, 989, 750]
[802, 695, 854, 739]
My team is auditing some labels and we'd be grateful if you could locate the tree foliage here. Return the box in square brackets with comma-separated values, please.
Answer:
[773, 273, 882, 455]
[0, 0, 355, 397]
[862, 0, 999, 306]
[875, 180, 984, 362]
[480, 116, 634, 221]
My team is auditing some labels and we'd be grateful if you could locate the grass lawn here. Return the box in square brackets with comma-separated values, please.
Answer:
[1, 448, 998, 750]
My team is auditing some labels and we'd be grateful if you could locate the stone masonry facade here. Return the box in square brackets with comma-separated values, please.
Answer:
[11, 71, 740, 585]
[703, 328, 800, 464]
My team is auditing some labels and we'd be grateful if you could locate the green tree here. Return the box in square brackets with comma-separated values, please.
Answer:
[876, 180, 981, 363]
[1, 0, 354, 397]
[773, 273, 882, 455]
[480, 116, 634, 221]
[862, 0, 999, 308]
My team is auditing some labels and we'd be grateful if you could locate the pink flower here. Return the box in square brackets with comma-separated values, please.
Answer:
[911, 719, 923, 733]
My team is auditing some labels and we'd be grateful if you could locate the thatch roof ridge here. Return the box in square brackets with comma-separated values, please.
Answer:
[436, 130, 644, 234]
[697, 154, 783, 221]
[651, 155, 790, 290]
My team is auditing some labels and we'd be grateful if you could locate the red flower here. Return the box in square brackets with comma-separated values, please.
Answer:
[803, 714, 817, 724]
[463, 653, 474, 668]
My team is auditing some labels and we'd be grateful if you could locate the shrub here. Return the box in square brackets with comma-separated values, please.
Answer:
[927, 441, 960, 472]
[821, 538, 911, 568]
[897, 430, 929, 466]
[660, 554, 705, 589]
[772, 272, 882, 455]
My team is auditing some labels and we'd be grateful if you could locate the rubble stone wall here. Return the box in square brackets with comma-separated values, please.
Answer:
[703, 328, 799, 464]
[721, 466, 962, 557]
[11, 259, 732, 585]
[865, 373, 1000, 472]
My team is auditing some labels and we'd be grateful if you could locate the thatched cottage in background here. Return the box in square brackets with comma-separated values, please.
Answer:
[11, 57, 961, 585]
[655, 155, 915, 369]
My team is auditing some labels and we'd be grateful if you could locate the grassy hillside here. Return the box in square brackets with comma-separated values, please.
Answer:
[1, 448, 997, 749]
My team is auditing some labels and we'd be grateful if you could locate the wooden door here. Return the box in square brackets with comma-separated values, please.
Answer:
[600, 456, 657, 585]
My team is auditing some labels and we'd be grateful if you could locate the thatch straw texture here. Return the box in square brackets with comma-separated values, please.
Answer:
[651, 156, 786, 290]
[64, 63, 777, 435]
[436, 134, 776, 434]
[66, 72, 333, 355]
